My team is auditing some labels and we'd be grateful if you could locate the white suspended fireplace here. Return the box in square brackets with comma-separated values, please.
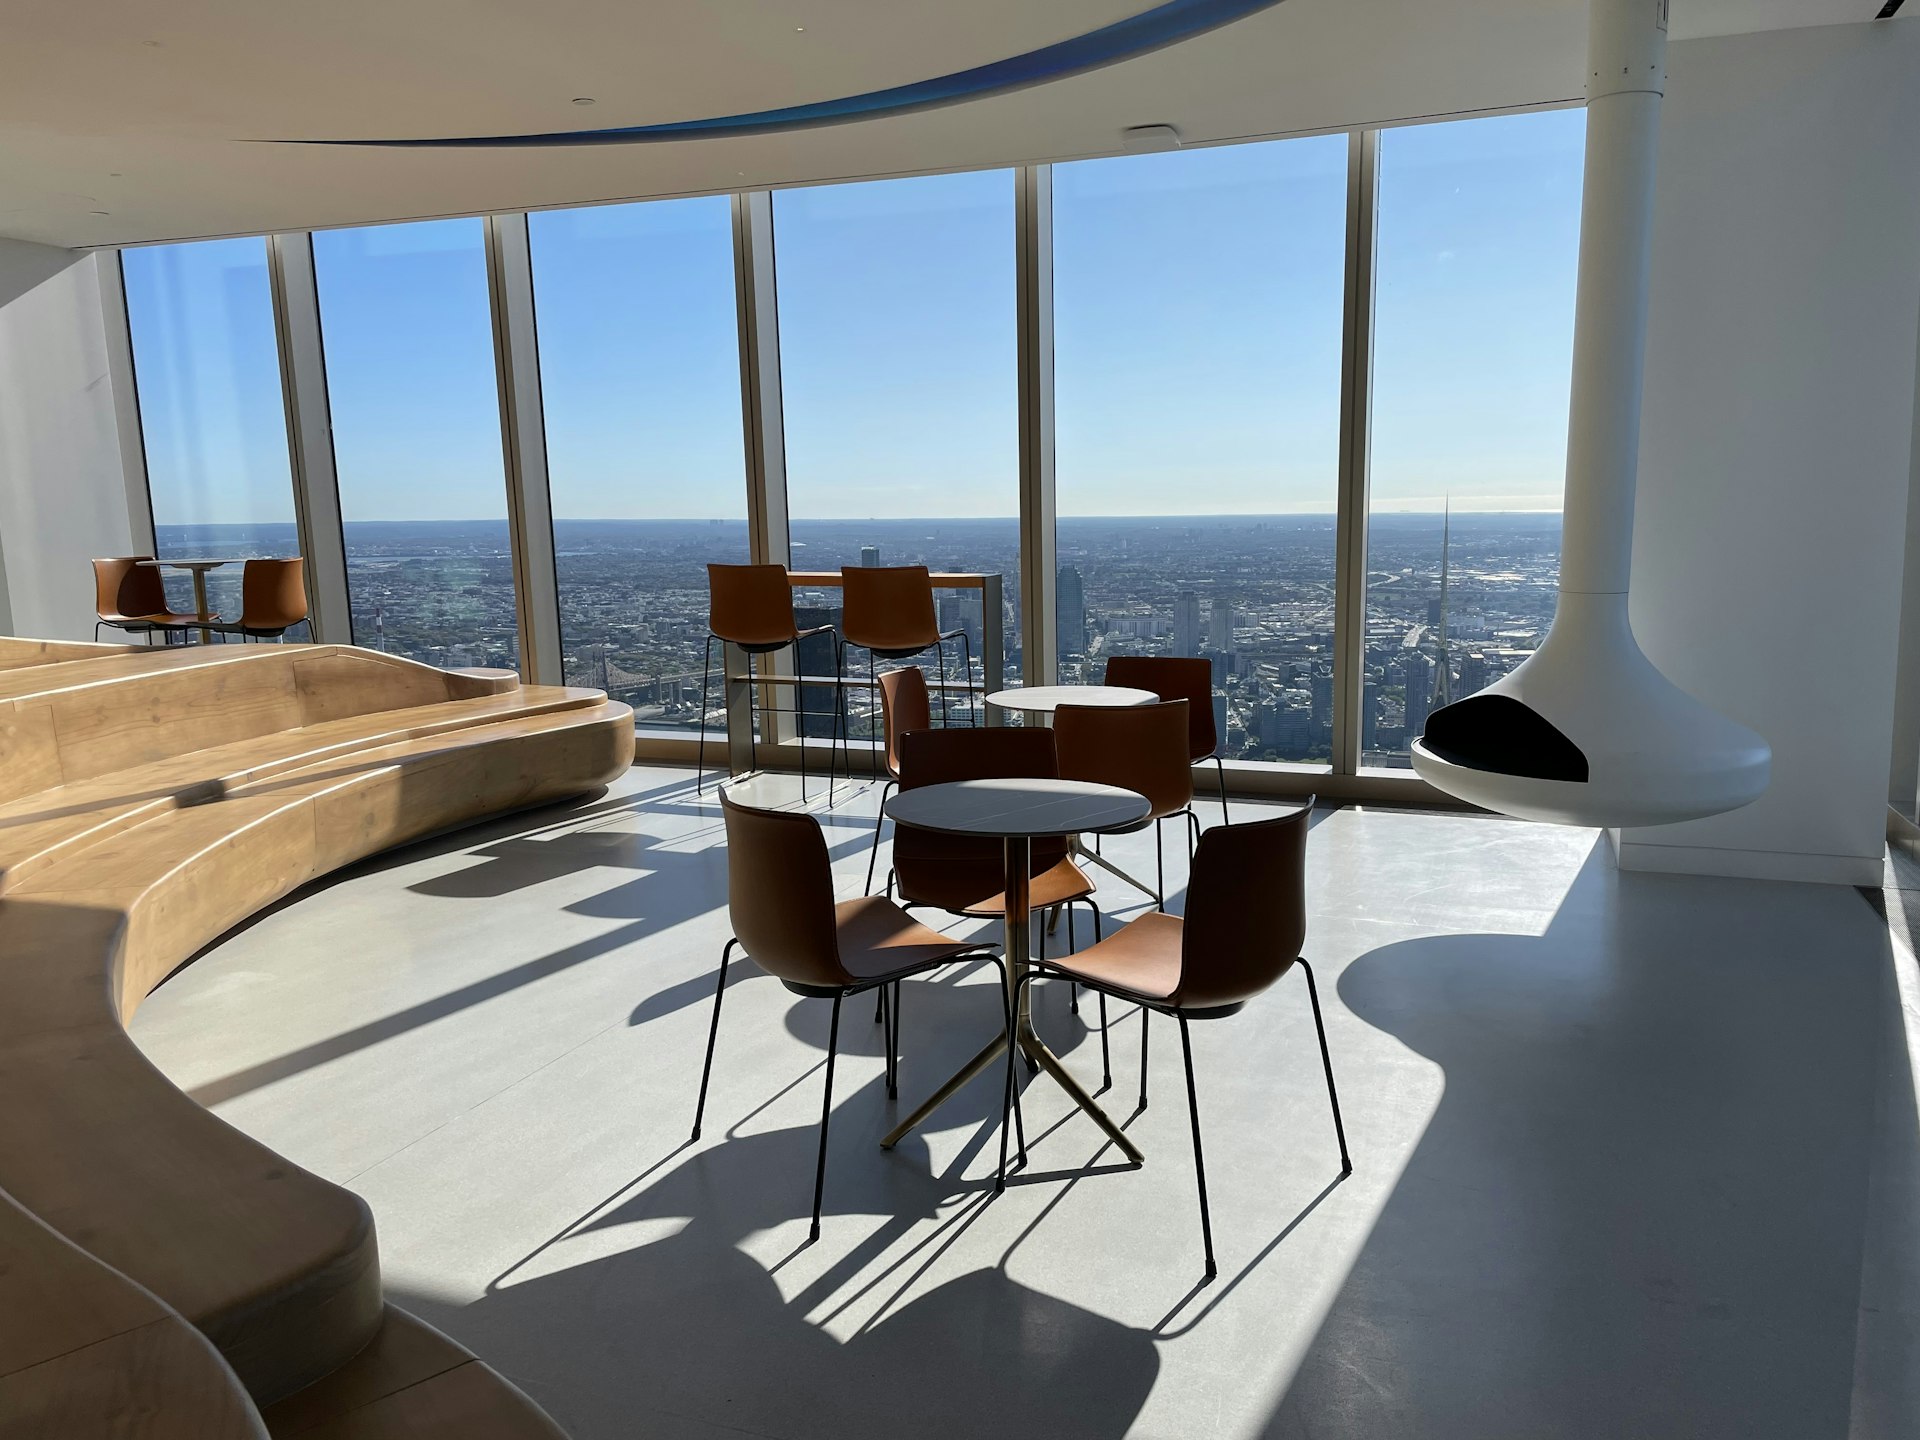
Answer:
[1410, 0, 1770, 828]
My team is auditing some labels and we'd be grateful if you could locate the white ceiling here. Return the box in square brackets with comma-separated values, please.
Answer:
[0, 0, 1900, 249]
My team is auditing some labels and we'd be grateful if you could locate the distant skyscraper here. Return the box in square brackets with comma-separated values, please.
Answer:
[1430, 501, 1454, 713]
[859, 545, 880, 567]
[1057, 564, 1087, 661]
[1174, 590, 1201, 658]
[1458, 650, 1489, 698]
[1361, 684, 1379, 752]
[1210, 597, 1234, 653]
[1213, 692, 1230, 751]
[1401, 650, 1434, 740]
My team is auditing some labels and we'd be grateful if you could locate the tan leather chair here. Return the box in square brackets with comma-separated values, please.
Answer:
[838, 566, 975, 775]
[700, 563, 839, 799]
[694, 790, 1018, 1239]
[1105, 655, 1230, 823]
[207, 557, 309, 641]
[1019, 803, 1348, 1280]
[91, 556, 201, 643]
[1053, 698, 1197, 909]
[890, 726, 1116, 1084]
[862, 665, 932, 895]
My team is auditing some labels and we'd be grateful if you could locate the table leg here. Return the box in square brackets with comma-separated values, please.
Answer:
[1072, 835, 1160, 906]
[192, 569, 212, 645]
[878, 833, 1144, 1164]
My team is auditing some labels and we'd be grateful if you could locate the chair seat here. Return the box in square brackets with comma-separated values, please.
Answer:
[900, 856, 1095, 919]
[106, 611, 205, 628]
[1038, 910, 1185, 1002]
[833, 895, 985, 981]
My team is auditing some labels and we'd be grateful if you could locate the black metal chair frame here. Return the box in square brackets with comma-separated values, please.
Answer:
[1013, 955, 1350, 1282]
[691, 937, 1025, 1242]
[696, 626, 842, 800]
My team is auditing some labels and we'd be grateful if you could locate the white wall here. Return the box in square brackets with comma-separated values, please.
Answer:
[1616, 21, 1920, 886]
[0, 252, 148, 641]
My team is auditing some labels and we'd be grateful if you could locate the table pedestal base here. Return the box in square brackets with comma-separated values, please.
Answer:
[878, 833, 1144, 1166]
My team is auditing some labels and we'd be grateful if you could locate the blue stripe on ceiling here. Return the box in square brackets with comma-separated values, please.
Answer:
[295, 0, 1285, 147]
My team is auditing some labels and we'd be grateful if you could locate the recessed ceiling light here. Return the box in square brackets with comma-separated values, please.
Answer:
[572, 97, 595, 105]
[795, 27, 805, 32]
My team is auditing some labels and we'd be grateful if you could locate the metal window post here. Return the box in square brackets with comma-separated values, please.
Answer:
[267, 232, 352, 644]
[1016, 164, 1058, 692]
[98, 252, 158, 559]
[1331, 130, 1380, 777]
[485, 213, 563, 686]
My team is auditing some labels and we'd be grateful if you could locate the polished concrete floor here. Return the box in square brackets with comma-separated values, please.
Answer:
[131, 765, 1920, 1439]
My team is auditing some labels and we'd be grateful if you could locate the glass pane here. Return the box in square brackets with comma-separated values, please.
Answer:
[1364, 110, 1584, 769]
[1054, 136, 1349, 766]
[313, 217, 517, 668]
[774, 171, 1019, 737]
[530, 197, 748, 732]
[121, 238, 303, 629]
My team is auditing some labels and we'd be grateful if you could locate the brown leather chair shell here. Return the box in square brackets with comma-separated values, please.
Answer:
[1054, 700, 1194, 823]
[892, 727, 1092, 916]
[1105, 655, 1218, 762]
[239, 557, 308, 631]
[91, 556, 177, 625]
[877, 666, 931, 780]
[721, 790, 847, 992]
[840, 565, 940, 656]
[1173, 807, 1310, 1011]
[708, 564, 803, 650]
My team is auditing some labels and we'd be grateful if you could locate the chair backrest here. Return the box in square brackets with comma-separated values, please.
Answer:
[1053, 700, 1194, 822]
[92, 556, 166, 621]
[241, 557, 308, 630]
[1175, 803, 1313, 1010]
[877, 665, 931, 779]
[840, 565, 938, 654]
[1104, 655, 1217, 761]
[720, 790, 849, 990]
[893, 727, 1068, 906]
[708, 564, 798, 648]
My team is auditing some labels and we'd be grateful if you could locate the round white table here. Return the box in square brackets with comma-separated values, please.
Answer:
[881, 777, 1151, 1163]
[137, 557, 245, 645]
[986, 684, 1156, 717]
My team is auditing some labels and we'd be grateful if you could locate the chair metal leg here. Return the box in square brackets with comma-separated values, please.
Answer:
[934, 642, 951, 729]
[1177, 1012, 1217, 1281]
[696, 635, 716, 796]
[691, 939, 739, 1140]
[1213, 755, 1230, 825]
[886, 981, 901, 1099]
[810, 993, 845, 1243]
[1138, 1003, 1149, 1109]
[1298, 959, 1352, 1174]
[864, 779, 895, 895]
[791, 636, 809, 804]
[1155, 819, 1166, 911]
[957, 632, 977, 725]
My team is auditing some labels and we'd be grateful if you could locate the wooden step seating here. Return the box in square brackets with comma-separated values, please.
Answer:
[0, 641, 632, 1438]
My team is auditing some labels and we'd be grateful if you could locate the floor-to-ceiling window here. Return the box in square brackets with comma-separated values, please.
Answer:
[121, 238, 303, 630]
[529, 196, 748, 732]
[773, 170, 1020, 735]
[1363, 109, 1584, 768]
[1053, 136, 1349, 766]
[312, 217, 517, 667]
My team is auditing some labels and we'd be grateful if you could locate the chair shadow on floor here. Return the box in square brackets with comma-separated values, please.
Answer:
[394, 1060, 1161, 1440]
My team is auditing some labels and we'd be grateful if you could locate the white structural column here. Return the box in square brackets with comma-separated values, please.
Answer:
[1331, 129, 1378, 776]
[1016, 164, 1058, 689]
[485, 213, 564, 686]
[266, 234, 352, 643]
[97, 252, 157, 558]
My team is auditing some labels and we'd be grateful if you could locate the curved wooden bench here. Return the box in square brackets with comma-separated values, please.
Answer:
[0, 642, 631, 1437]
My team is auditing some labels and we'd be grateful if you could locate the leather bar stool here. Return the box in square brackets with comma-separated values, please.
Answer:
[700, 563, 839, 798]
[1018, 802, 1349, 1281]
[837, 564, 974, 783]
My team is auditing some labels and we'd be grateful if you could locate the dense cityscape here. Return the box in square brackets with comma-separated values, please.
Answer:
[155, 511, 1561, 769]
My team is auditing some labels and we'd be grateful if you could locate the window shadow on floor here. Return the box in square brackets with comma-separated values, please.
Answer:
[1262, 847, 1897, 1440]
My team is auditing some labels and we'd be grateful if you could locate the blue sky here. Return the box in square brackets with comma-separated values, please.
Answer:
[123, 106, 1584, 528]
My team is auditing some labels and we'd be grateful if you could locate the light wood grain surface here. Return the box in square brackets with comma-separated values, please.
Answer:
[0, 639, 627, 1439]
